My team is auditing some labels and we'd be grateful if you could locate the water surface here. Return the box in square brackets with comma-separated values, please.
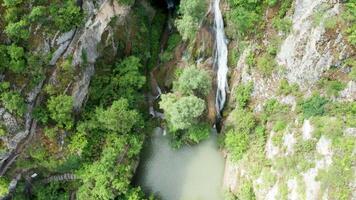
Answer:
[135, 128, 225, 200]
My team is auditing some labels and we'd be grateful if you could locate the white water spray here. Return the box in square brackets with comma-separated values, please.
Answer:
[213, 0, 229, 114]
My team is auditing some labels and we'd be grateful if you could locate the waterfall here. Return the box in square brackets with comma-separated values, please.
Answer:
[213, 0, 229, 114]
[165, 0, 174, 10]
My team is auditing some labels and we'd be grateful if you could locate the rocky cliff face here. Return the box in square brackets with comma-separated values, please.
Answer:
[222, 0, 355, 199]
[0, 0, 132, 177]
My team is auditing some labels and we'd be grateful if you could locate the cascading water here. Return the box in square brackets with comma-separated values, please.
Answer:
[213, 0, 229, 115]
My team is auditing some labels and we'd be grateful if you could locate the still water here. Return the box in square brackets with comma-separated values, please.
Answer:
[135, 127, 225, 200]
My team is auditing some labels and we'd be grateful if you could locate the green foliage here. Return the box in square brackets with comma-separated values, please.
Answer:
[77, 134, 143, 199]
[0, 45, 10, 72]
[256, 54, 276, 76]
[28, 6, 46, 22]
[272, 18, 292, 33]
[117, 0, 135, 6]
[226, 0, 265, 37]
[3, 0, 23, 7]
[272, 120, 287, 132]
[1, 91, 26, 116]
[225, 129, 249, 161]
[32, 106, 49, 124]
[68, 124, 88, 156]
[0, 177, 9, 197]
[186, 123, 210, 144]
[174, 66, 212, 96]
[236, 180, 256, 200]
[342, 2, 356, 45]
[96, 98, 141, 134]
[89, 56, 145, 106]
[7, 44, 26, 73]
[235, 81, 253, 108]
[176, 0, 207, 41]
[50, 1, 83, 32]
[319, 79, 346, 97]
[47, 95, 73, 129]
[278, 79, 299, 95]
[160, 94, 206, 131]
[32, 182, 69, 200]
[5, 19, 29, 41]
[300, 94, 328, 119]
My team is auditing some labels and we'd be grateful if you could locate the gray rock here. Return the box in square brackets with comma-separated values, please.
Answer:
[72, 64, 95, 111]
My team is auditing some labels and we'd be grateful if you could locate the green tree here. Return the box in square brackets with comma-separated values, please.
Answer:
[7, 44, 26, 73]
[160, 94, 206, 131]
[0, 45, 9, 72]
[5, 19, 30, 41]
[235, 81, 253, 108]
[47, 95, 73, 129]
[176, 0, 207, 41]
[77, 135, 142, 199]
[174, 66, 212, 96]
[1, 91, 26, 116]
[50, 1, 83, 32]
[95, 98, 141, 134]
[0, 177, 9, 197]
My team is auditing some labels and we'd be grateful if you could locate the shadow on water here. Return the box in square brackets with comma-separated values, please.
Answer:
[133, 128, 225, 200]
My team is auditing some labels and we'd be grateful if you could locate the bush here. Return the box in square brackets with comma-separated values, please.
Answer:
[256, 54, 276, 76]
[186, 123, 210, 144]
[225, 129, 249, 161]
[235, 81, 253, 108]
[278, 79, 299, 95]
[117, 0, 135, 6]
[321, 79, 346, 97]
[1, 91, 26, 116]
[300, 94, 328, 119]
[173, 66, 212, 96]
[0, 177, 9, 197]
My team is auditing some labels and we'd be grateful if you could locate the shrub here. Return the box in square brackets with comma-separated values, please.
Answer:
[186, 123, 210, 144]
[225, 129, 249, 161]
[278, 79, 299, 95]
[256, 54, 276, 76]
[300, 94, 328, 119]
[235, 81, 253, 108]
[231, 108, 256, 133]
[272, 18, 292, 33]
[117, 0, 135, 6]
[1, 91, 26, 116]
[273, 120, 287, 132]
[236, 180, 256, 200]
[173, 66, 212, 96]
[321, 80, 346, 97]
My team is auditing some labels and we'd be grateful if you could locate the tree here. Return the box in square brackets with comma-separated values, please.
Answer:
[50, 1, 83, 32]
[176, 0, 207, 41]
[186, 123, 210, 144]
[47, 95, 73, 129]
[5, 19, 30, 41]
[7, 44, 26, 73]
[1, 91, 26, 116]
[174, 66, 212, 96]
[77, 134, 142, 199]
[160, 94, 206, 131]
[95, 98, 141, 134]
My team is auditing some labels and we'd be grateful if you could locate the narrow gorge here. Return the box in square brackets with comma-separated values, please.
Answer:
[0, 0, 355, 200]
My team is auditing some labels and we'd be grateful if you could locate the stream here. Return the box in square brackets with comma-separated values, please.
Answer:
[135, 128, 225, 200]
